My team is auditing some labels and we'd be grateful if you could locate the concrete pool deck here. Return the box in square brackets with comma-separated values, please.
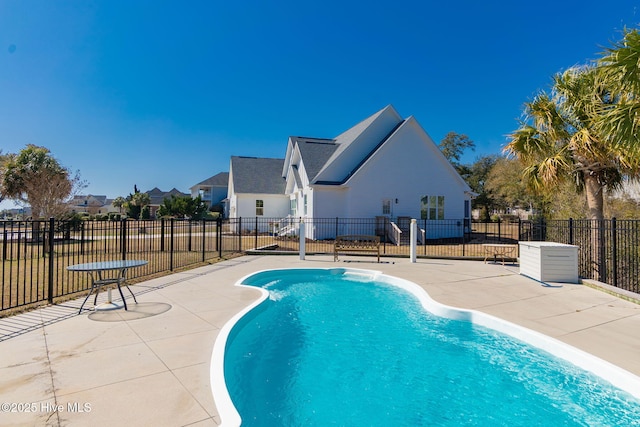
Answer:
[2, 254, 640, 426]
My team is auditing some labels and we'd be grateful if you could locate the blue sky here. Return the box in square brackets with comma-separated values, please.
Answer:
[1, 0, 639, 208]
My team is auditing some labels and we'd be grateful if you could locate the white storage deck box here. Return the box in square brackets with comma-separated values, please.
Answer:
[518, 242, 579, 284]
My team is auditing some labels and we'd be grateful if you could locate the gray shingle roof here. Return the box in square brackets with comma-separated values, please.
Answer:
[231, 156, 286, 194]
[194, 172, 229, 187]
[290, 137, 338, 181]
[318, 105, 391, 176]
[294, 105, 401, 184]
[145, 188, 189, 206]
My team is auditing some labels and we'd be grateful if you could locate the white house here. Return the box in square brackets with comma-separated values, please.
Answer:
[227, 156, 290, 226]
[227, 105, 474, 239]
[69, 195, 117, 215]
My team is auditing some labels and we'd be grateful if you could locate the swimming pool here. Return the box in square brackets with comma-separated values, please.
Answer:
[211, 268, 640, 426]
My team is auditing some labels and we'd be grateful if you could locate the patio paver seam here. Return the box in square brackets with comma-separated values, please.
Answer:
[436, 271, 520, 286]
[41, 313, 62, 427]
[554, 311, 640, 336]
[166, 364, 218, 422]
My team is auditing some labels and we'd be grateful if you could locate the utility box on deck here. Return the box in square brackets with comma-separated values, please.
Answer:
[518, 241, 579, 284]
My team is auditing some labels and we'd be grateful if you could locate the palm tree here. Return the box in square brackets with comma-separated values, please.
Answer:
[505, 65, 640, 280]
[597, 28, 640, 151]
[112, 196, 126, 214]
[505, 65, 640, 220]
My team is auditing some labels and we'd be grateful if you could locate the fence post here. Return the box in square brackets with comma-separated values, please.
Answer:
[569, 218, 574, 245]
[424, 218, 427, 256]
[517, 218, 521, 257]
[410, 219, 417, 263]
[80, 222, 85, 255]
[538, 217, 544, 241]
[383, 218, 387, 254]
[612, 218, 618, 288]
[299, 219, 306, 260]
[202, 218, 206, 262]
[188, 220, 192, 252]
[598, 219, 607, 284]
[498, 217, 501, 242]
[160, 218, 165, 252]
[238, 217, 242, 252]
[462, 219, 466, 257]
[121, 219, 127, 260]
[255, 217, 258, 250]
[217, 217, 223, 258]
[169, 218, 174, 270]
[47, 217, 55, 304]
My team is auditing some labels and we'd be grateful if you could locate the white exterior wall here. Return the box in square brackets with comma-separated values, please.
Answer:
[233, 193, 289, 233]
[341, 119, 471, 238]
[236, 194, 289, 219]
[307, 187, 349, 239]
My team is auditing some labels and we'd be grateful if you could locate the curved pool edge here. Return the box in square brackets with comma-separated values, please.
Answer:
[210, 267, 640, 427]
[377, 273, 640, 398]
[210, 272, 270, 427]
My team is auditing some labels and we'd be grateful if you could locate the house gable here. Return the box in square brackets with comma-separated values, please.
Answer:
[344, 116, 472, 191]
[283, 137, 338, 195]
[312, 105, 404, 184]
[341, 116, 472, 219]
[228, 156, 289, 219]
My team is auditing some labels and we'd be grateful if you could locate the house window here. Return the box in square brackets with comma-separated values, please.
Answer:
[382, 199, 391, 215]
[290, 199, 297, 217]
[420, 195, 445, 220]
[256, 200, 264, 216]
[303, 195, 308, 216]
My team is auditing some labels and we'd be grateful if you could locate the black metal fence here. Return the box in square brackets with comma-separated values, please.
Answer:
[537, 218, 640, 293]
[1, 218, 228, 315]
[223, 216, 524, 256]
[2, 216, 638, 315]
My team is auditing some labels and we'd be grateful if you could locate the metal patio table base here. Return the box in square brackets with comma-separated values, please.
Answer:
[67, 260, 148, 314]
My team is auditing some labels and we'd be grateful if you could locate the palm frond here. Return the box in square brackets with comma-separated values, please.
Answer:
[600, 29, 640, 94]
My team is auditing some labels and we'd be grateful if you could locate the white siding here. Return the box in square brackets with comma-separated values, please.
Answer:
[236, 194, 289, 219]
[338, 119, 471, 238]
[308, 187, 348, 239]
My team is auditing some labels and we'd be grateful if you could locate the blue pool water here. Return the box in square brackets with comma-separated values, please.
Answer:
[221, 269, 640, 426]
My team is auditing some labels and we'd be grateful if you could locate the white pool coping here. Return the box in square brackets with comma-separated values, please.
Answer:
[210, 267, 640, 427]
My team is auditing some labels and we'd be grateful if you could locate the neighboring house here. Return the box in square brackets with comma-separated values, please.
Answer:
[190, 172, 229, 212]
[145, 187, 190, 219]
[227, 157, 289, 225]
[227, 105, 474, 239]
[69, 195, 112, 215]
